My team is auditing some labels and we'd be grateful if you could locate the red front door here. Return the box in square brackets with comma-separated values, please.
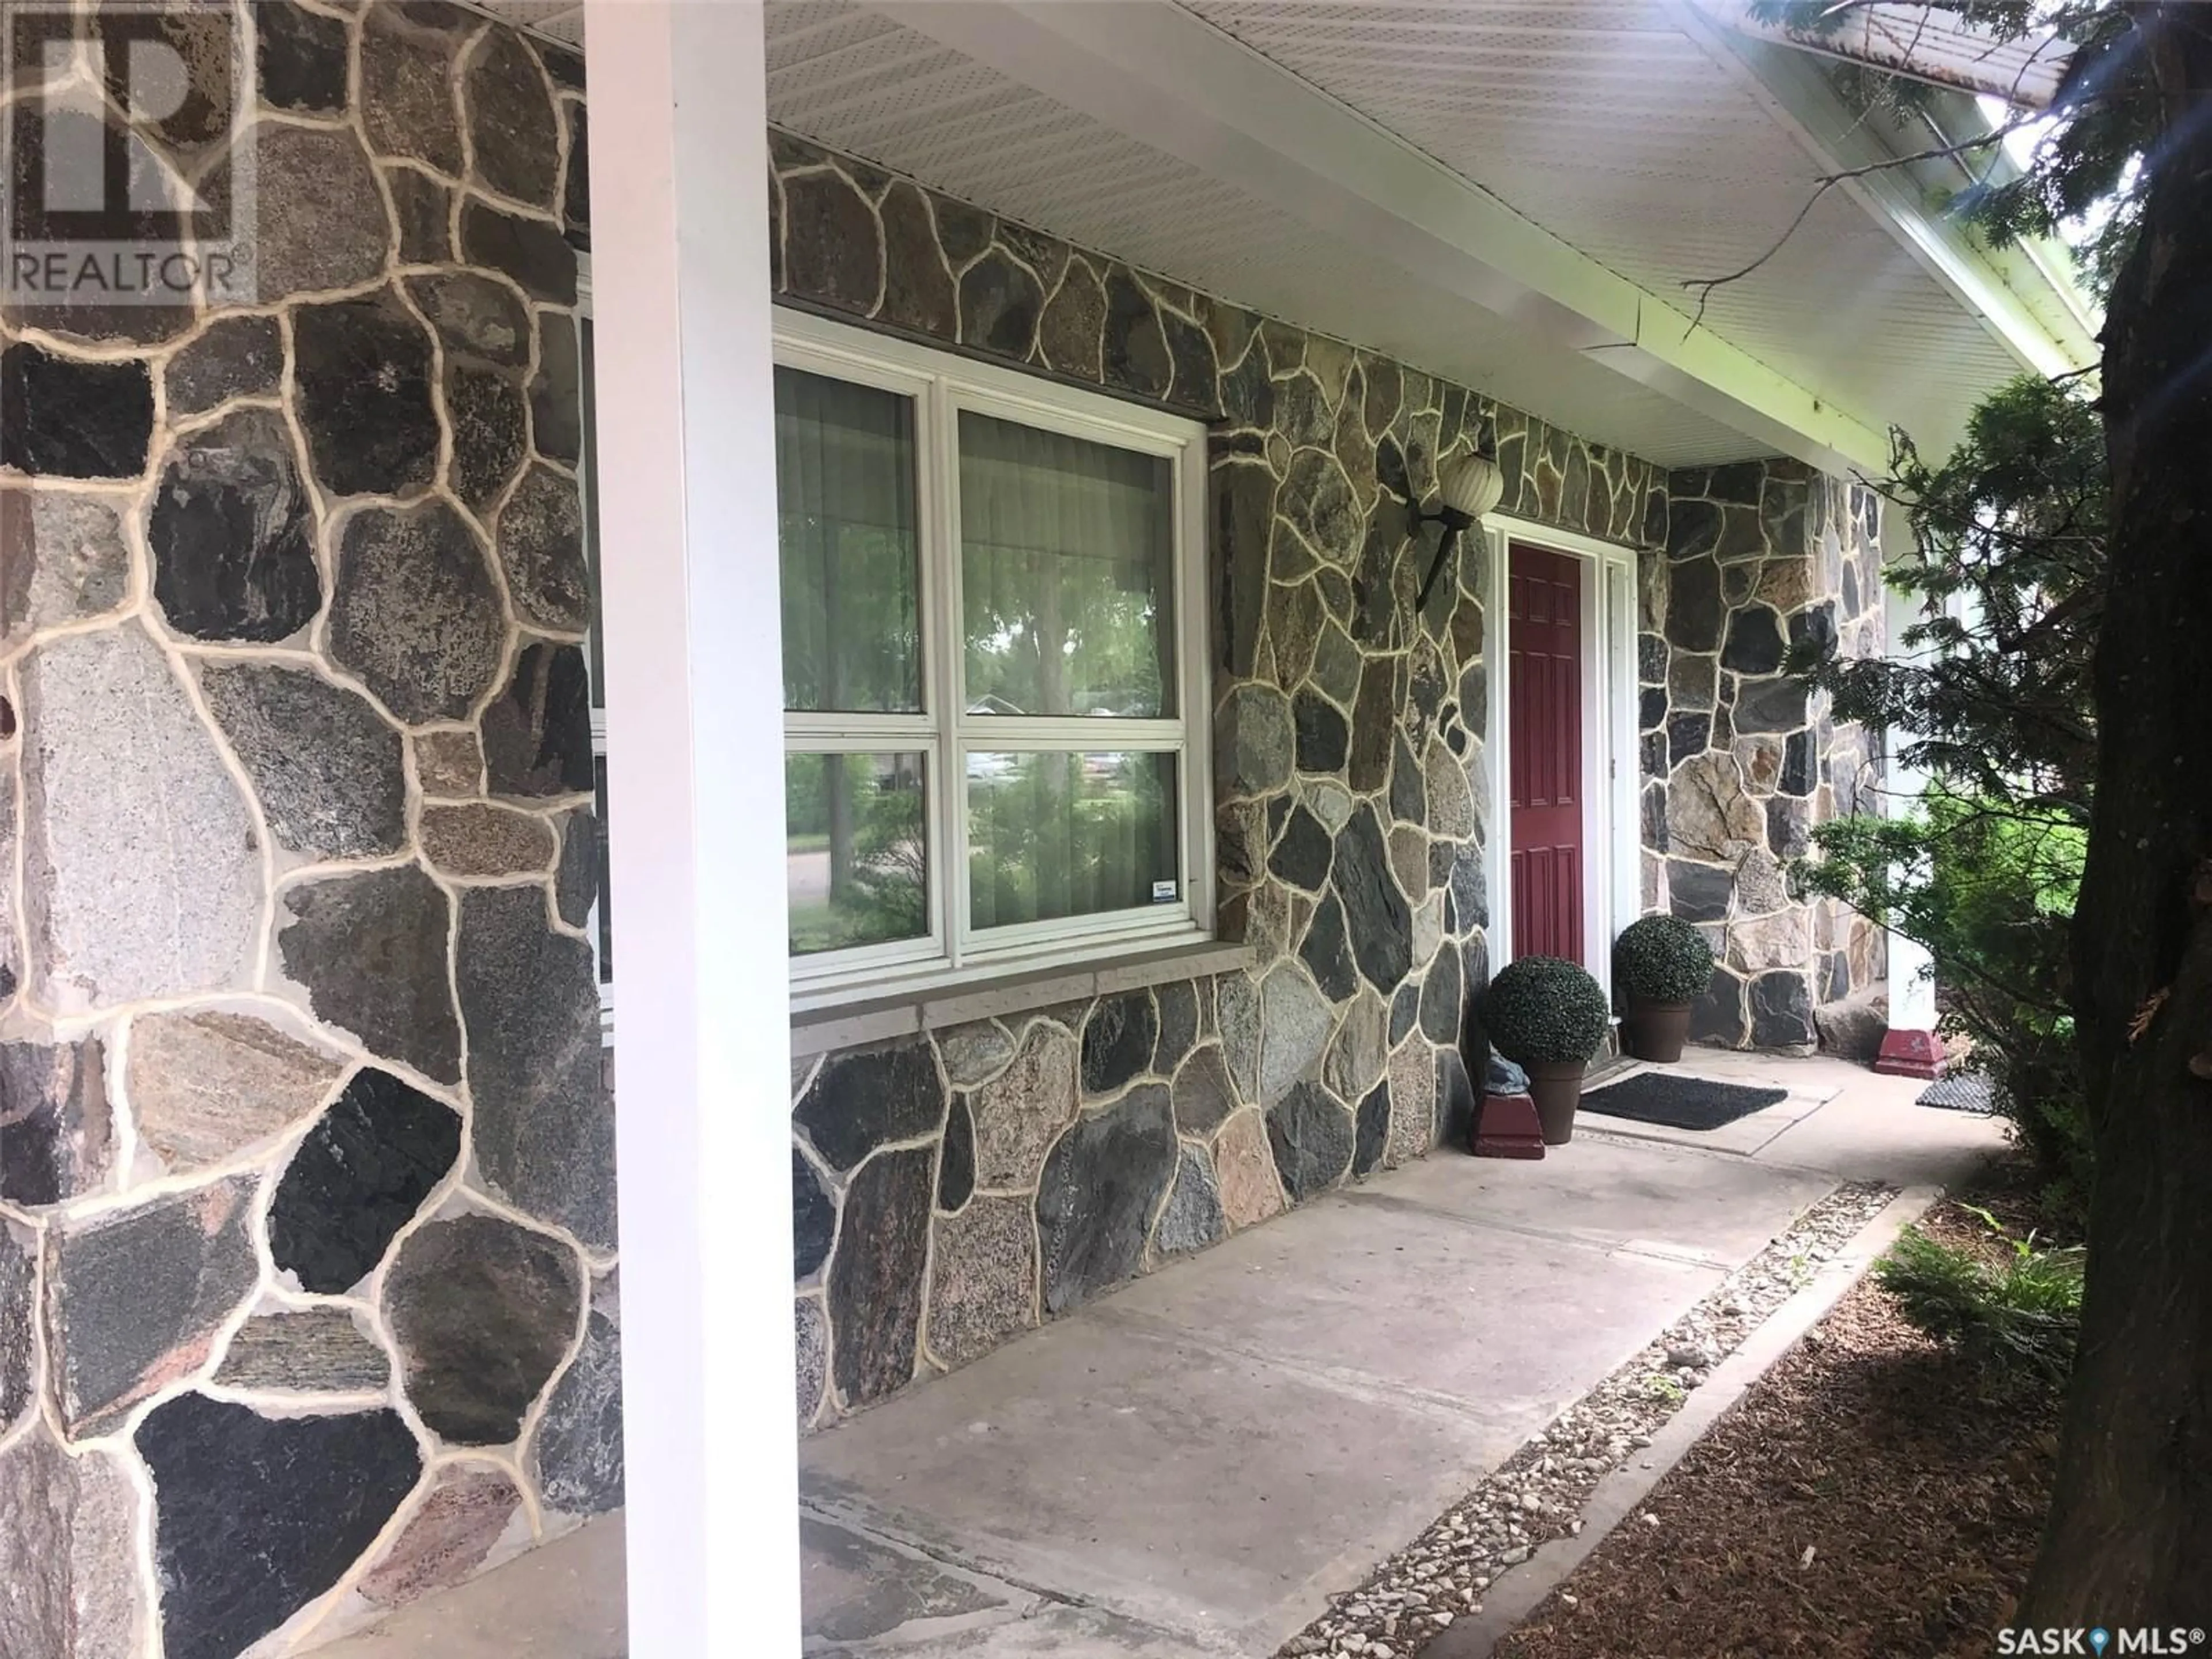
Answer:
[1509, 546, 1584, 964]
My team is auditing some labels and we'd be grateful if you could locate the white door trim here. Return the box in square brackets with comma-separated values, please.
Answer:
[1479, 514, 1642, 1002]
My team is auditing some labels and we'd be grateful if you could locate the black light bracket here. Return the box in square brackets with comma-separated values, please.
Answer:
[1408, 501, 1474, 613]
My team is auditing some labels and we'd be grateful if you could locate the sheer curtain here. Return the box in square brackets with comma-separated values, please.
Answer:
[959, 412, 1177, 929]
[774, 366, 921, 714]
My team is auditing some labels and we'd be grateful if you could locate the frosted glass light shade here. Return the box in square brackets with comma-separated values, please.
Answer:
[1437, 449, 1505, 522]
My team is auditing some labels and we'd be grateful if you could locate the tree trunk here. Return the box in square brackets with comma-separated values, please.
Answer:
[2022, 3, 2212, 1627]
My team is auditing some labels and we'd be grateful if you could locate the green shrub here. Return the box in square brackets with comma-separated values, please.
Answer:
[1874, 1214, 2084, 1385]
[1613, 915, 1715, 1005]
[1479, 956, 1612, 1067]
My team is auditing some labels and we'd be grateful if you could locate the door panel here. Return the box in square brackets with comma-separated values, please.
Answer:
[1509, 546, 1584, 964]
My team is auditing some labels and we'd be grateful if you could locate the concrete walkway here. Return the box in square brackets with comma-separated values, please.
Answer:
[309, 1054, 2003, 1658]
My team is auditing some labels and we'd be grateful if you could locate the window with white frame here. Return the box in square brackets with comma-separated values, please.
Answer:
[776, 312, 1213, 1002]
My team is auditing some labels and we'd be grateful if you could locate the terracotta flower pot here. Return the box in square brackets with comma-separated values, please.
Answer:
[1526, 1060, 1586, 1145]
[1626, 999, 1693, 1063]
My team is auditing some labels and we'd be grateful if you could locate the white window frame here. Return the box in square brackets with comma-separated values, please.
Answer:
[775, 308, 1214, 1012]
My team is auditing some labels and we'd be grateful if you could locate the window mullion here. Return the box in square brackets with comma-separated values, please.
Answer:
[929, 373, 968, 969]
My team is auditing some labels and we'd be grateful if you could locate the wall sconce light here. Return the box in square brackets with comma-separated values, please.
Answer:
[1410, 438, 1505, 611]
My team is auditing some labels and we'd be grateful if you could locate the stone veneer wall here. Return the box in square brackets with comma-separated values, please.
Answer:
[772, 130, 1672, 1432]
[0, 6, 615, 1658]
[1638, 461, 1889, 1049]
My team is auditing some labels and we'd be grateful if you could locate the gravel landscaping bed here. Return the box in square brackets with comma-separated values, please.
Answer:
[1275, 1176, 1899, 1659]
[1491, 1184, 2069, 1658]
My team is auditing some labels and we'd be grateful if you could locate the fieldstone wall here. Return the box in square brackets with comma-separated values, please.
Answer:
[1638, 461, 1888, 1048]
[774, 131, 1672, 1430]
[0, 6, 611, 1658]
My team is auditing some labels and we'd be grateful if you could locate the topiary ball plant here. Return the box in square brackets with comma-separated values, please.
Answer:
[1478, 956, 1612, 1068]
[1614, 914, 1716, 1006]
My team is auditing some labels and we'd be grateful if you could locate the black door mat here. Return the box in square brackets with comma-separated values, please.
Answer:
[1580, 1072, 1790, 1132]
[1916, 1073, 1998, 1115]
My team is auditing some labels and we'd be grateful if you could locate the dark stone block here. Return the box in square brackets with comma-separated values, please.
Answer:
[1666, 497, 1721, 562]
[1668, 858, 1734, 923]
[1036, 1083, 1177, 1313]
[555, 809, 600, 928]
[293, 294, 441, 498]
[279, 865, 462, 1084]
[1418, 944, 1463, 1044]
[793, 1151, 835, 1278]
[0, 1224, 32, 1433]
[329, 502, 507, 725]
[257, 0, 350, 112]
[1708, 461, 1764, 506]
[48, 1178, 258, 1435]
[1449, 846, 1489, 933]
[1640, 685, 1667, 732]
[959, 248, 1043, 359]
[202, 663, 407, 859]
[1642, 782, 1669, 853]
[1267, 1081, 1353, 1203]
[532, 310, 584, 465]
[1101, 265, 1170, 399]
[1294, 690, 1350, 774]
[1154, 1149, 1225, 1256]
[385, 1213, 581, 1445]
[496, 461, 590, 630]
[1766, 794, 1812, 861]
[1171, 1044, 1237, 1136]
[533, 1284, 622, 1516]
[829, 1146, 931, 1403]
[1161, 305, 1217, 410]
[1749, 971, 1815, 1048]
[1691, 970, 1749, 1047]
[869, 180, 949, 341]
[1082, 992, 1158, 1095]
[269, 1070, 462, 1295]
[482, 642, 594, 797]
[1666, 712, 1710, 768]
[562, 100, 590, 247]
[0, 1038, 112, 1208]
[1638, 631, 1669, 684]
[1733, 675, 1809, 734]
[1039, 255, 1107, 382]
[1642, 730, 1669, 780]
[794, 1041, 944, 1172]
[461, 199, 578, 306]
[938, 1096, 975, 1212]
[165, 315, 283, 416]
[0, 343, 153, 480]
[1269, 804, 1335, 893]
[1353, 1082, 1389, 1176]
[361, 3, 467, 173]
[1665, 555, 1722, 652]
[409, 272, 534, 368]
[1389, 980, 1419, 1046]
[1300, 893, 1358, 1003]
[541, 42, 585, 91]
[386, 164, 453, 263]
[782, 169, 881, 315]
[447, 362, 528, 512]
[1715, 504, 1766, 562]
[1216, 461, 1275, 678]
[1788, 601, 1837, 654]
[1721, 604, 1784, 675]
[457, 884, 616, 1247]
[932, 196, 994, 266]
[1154, 982, 1199, 1074]
[1430, 837, 1459, 896]
[149, 408, 320, 643]
[465, 28, 560, 209]
[1348, 658, 1395, 793]
[138, 1395, 421, 1659]
[1389, 733, 1427, 824]
[1337, 805, 1412, 993]
[1780, 730, 1814, 797]
[1722, 562, 1754, 606]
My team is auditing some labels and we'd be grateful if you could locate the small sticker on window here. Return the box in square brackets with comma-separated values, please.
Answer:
[1152, 879, 1179, 904]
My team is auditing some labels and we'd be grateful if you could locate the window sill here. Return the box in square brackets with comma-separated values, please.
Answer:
[789, 937, 1253, 1060]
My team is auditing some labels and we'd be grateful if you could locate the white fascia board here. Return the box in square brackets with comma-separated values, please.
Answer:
[1672, 1, 2101, 382]
[868, 0, 1892, 476]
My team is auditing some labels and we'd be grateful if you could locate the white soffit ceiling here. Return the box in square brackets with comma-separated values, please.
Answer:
[1185, 0, 2023, 450]
[465, 1, 584, 49]
[762, 0, 1765, 466]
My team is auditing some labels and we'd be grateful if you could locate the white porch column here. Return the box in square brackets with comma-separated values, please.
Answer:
[1874, 576, 1944, 1075]
[586, 3, 801, 1652]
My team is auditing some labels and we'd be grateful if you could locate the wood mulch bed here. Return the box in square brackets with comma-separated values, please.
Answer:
[1493, 1165, 2074, 1659]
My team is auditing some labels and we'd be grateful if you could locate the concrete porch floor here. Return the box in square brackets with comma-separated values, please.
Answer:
[314, 1054, 2003, 1658]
